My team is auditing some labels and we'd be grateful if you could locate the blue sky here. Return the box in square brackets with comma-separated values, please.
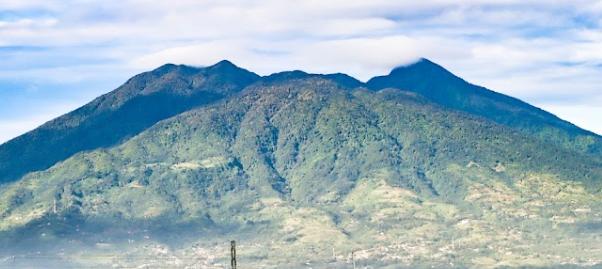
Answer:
[1, 0, 602, 143]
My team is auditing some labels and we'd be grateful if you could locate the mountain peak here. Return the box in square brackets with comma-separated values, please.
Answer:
[261, 70, 311, 83]
[203, 60, 260, 83]
[366, 58, 459, 93]
[151, 60, 241, 76]
[212, 59, 237, 68]
[150, 63, 188, 76]
[321, 73, 363, 89]
[205, 59, 244, 74]
[387, 58, 454, 80]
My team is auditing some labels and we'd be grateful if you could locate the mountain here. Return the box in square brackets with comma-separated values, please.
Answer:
[1, 60, 602, 269]
[367, 58, 602, 157]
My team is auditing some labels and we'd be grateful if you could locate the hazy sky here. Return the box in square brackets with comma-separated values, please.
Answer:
[1, 0, 602, 144]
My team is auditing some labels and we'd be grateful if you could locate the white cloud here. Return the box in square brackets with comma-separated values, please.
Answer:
[131, 35, 468, 81]
[290, 36, 465, 80]
[0, 18, 57, 28]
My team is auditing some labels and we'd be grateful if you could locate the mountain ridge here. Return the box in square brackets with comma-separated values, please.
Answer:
[0, 61, 260, 184]
[2, 58, 600, 185]
[366, 58, 602, 156]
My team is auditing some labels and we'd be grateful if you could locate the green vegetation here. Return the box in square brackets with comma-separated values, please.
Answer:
[1, 60, 602, 268]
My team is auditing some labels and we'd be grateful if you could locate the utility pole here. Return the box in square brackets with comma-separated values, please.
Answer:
[332, 247, 336, 261]
[231, 240, 237, 269]
[352, 251, 356, 269]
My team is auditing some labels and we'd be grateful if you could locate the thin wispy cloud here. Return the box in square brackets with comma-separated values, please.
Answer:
[1, 0, 602, 143]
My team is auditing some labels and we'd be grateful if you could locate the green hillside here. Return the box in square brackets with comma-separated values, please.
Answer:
[0, 61, 602, 268]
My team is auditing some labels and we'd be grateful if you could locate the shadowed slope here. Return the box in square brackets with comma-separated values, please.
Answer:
[366, 58, 602, 157]
[0, 60, 259, 184]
